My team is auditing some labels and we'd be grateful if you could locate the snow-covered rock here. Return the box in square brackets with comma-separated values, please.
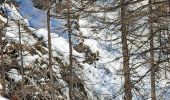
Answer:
[0, 96, 9, 100]
[7, 69, 22, 82]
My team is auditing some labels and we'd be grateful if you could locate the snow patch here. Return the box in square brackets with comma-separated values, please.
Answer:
[0, 96, 9, 100]
[17, 51, 39, 68]
[7, 69, 22, 82]
[1, 3, 29, 25]
[35, 28, 84, 60]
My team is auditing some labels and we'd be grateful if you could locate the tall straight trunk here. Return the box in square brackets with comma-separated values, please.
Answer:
[120, 0, 132, 100]
[158, 30, 161, 73]
[0, 25, 6, 95]
[67, 0, 73, 100]
[47, 0, 54, 100]
[1, 7, 9, 95]
[148, 0, 156, 100]
[18, 20, 26, 100]
[169, 0, 170, 14]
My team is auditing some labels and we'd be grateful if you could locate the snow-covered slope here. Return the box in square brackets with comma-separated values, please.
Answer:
[0, 1, 121, 99]
[0, 0, 170, 100]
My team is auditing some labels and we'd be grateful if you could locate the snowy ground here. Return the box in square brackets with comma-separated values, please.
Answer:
[1, 1, 122, 99]
[0, 0, 170, 100]
[0, 96, 9, 100]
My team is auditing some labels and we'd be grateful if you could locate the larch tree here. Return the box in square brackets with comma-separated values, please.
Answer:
[148, 0, 156, 99]
[0, 19, 6, 96]
[66, 0, 73, 99]
[120, 0, 132, 100]
[47, 0, 55, 99]
[18, 20, 26, 100]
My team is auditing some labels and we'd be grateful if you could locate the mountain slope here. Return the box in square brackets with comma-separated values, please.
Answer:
[0, 0, 170, 100]
[0, 1, 119, 100]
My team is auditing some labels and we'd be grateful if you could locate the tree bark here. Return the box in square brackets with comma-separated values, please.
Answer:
[0, 23, 6, 96]
[67, 0, 73, 100]
[18, 20, 26, 100]
[47, 0, 55, 100]
[148, 0, 156, 100]
[120, 0, 132, 100]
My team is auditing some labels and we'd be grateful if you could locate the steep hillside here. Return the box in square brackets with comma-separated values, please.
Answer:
[0, 1, 120, 100]
[0, 0, 170, 100]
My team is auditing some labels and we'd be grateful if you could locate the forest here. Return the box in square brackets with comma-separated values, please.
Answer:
[0, 0, 170, 100]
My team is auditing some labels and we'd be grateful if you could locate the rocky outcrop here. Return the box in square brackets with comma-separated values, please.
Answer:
[32, 0, 56, 10]
[74, 42, 99, 64]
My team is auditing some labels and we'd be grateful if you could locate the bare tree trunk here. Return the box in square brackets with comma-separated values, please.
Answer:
[169, 0, 170, 15]
[67, 0, 73, 100]
[148, 0, 156, 100]
[47, 0, 55, 100]
[120, 0, 132, 100]
[0, 6, 9, 95]
[18, 20, 26, 100]
[58, 0, 62, 12]
[0, 24, 6, 96]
